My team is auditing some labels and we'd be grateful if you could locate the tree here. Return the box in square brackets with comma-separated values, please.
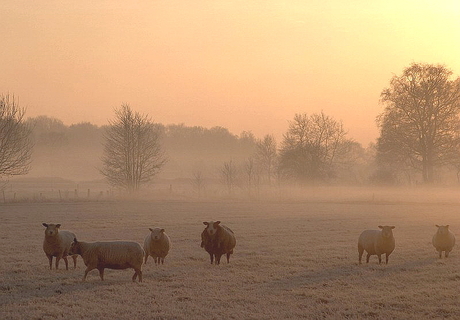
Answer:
[100, 104, 166, 192]
[0, 94, 33, 177]
[377, 63, 460, 183]
[220, 160, 237, 195]
[278, 112, 348, 182]
[255, 134, 277, 185]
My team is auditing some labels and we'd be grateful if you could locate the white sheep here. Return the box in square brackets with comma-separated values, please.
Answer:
[358, 225, 395, 264]
[69, 238, 144, 282]
[143, 227, 171, 265]
[432, 225, 456, 258]
[42, 223, 78, 270]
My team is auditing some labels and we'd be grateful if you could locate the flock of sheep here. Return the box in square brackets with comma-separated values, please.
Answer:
[42, 220, 236, 282]
[42, 222, 455, 282]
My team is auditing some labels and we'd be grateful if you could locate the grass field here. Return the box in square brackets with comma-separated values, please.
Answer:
[1, 194, 460, 319]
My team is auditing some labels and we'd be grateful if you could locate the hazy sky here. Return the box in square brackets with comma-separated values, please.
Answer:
[2, 1, 459, 145]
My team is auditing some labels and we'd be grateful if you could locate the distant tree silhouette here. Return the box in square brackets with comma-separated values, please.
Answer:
[100, 104, 166, 192]
[0, 94, 33, 177]
[255, 134, 277, 185]
[377, 63, 460, 183]
[278, 112, 348, 182]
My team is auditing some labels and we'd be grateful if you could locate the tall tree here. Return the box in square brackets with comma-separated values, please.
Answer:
[255, 134, 277, 185]
[377, 63, 460, 183]
[0, 94, 33, 177]
[278, 112, 348, 182]
[100, 104, 166, 192]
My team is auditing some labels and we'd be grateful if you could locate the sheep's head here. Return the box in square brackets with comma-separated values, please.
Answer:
[378, 225, 395, 238]
[203, 221, 221, 237]
[149, 227, 165, 241]
[43, 223, 61, 237]
[69, 238, 81, 255]
[435, 225, 449, 235]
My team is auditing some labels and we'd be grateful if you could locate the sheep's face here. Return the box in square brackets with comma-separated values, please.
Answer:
[378, 225, 395, 238]
[436, 225, 449, 235]
[149, 228, 165, 241]
[69, 239, 81, 255]
[203, 221, 221, 237]
[43, 223, 61, 237]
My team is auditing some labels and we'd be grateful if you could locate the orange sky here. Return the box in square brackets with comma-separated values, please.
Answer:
[1, 1, 459, 145]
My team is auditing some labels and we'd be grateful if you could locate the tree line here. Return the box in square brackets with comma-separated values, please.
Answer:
[1, 62, 460, 192]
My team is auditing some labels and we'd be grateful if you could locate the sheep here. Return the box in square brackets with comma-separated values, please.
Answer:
[358, 225, 395, 264]
[143, 227, 171, 265]
[432, 225, 456, 258]
[69, 238, 144, 282]
[42, 223, 78, 270]
[201, 221, 236, 265]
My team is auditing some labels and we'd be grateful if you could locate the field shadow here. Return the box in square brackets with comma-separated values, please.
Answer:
[0, 268, 144, 307]
[264, 257, 437, 291]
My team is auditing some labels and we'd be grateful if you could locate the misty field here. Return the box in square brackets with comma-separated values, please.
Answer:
[1, 192, 460, 319]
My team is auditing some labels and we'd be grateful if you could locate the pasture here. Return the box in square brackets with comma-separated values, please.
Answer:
[1, 193, 460, 319]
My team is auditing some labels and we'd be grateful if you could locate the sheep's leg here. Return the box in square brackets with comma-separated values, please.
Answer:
[358, 246, 364, 264]
[47, 255, 53, 270]
[133, 269, 142, 282]
[377, 254, 382, 264]
[385, 253, 389, 264]
[226, 252, 231, 263]
[98, 267, 105, 281]
[438, 250, 442, 258]
[144, 254, 148, 264]
[161, 257, 164, 264]
[55, 255, 62, 270]
[445, 250, 450, 258]
[83, 266, 95, 281]
[209, 253, 214, 264]
[366, 253, 371, 263]
[215, 254, 222, 265]
[71, 255, 77, 269]
[63, 255, 69, 270]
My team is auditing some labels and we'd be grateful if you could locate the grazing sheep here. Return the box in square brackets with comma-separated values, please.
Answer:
[358, 225, 395, 264]
[42, 223, 78, 270]
[69, 238, 144, 282]
[143, 227, 171, 265]
[432, 225, 456, 258]
[201, 221, 236, 265]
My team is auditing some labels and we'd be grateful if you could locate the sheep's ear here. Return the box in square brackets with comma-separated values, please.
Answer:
[215, 221, 221, 226]
[435, 225, 440, 228]
[203, 222, 209, 225]
[378, 225, 383, 229]
[391, 226, 395, 229]
[56, 224, 61, 228]
[42, 223, 48, 227]
[161, 229, 165, 233]
[446, 225, 449, 229]
[149, 228, 153, 232]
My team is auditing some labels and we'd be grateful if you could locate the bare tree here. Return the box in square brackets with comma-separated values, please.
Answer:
[220, 160, 237, 195]
[191, 169, 206, 197]
[278, 112, 348, 182]
[255, 134, 277, 185]
[378, 63, 460, 183]
[0, 94, 33, 178]
[100, 104, 166, 193]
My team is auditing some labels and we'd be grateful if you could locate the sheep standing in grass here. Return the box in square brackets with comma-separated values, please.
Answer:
[42, 223, 78, 270]
[69, 238, 144, 282]
[201, 221, 236, 265]
[358, 225, 395, 264]
[432, 225, 456, 258]
[143, 227, 170, 265]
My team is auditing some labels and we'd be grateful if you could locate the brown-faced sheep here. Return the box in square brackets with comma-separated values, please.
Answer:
[143, 227, 171, 265]
[358, 225, 395, 264]
[201, 221, 236, 265]
[432, 225, 456, 258]
[42, 223, 78, 270]
[69, 238, 144, 282]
